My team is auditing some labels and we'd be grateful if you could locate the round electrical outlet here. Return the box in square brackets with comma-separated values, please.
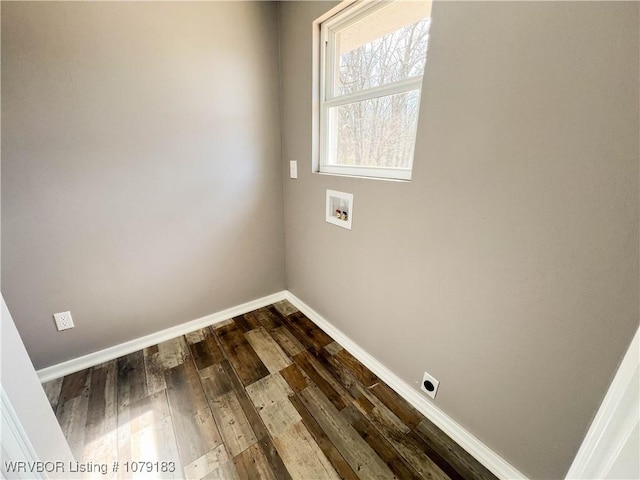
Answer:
[420, 371, 439, 399]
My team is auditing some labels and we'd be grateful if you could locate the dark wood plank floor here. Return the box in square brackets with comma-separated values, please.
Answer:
[43, 301, 497, 480]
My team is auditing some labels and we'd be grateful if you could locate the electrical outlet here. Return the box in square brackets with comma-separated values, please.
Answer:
[53, 311, 74, 331]
[289, 160, 298, 179]
[420, 371, 439, 399]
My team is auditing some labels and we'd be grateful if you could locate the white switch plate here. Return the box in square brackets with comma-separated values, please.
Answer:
[289, 160, 298, 179]
[53, 311, 74, 331]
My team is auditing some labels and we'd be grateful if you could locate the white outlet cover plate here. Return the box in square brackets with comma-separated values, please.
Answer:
[54, 311, 74, 331]
[289, 160, 298, 179]
[421, 371, 439, 399]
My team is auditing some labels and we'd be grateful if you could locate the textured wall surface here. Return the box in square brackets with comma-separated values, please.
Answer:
[279, 2, 639, 478]
[1, 1, 285, 368]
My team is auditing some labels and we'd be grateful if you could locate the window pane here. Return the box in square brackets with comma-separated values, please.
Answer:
[330, 90, 420, 169]
[335, 2, 431, 96]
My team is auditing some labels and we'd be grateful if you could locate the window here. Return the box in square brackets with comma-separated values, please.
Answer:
[318, 0, 432, 181]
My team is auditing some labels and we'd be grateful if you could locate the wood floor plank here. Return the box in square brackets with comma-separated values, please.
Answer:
[370, 382, 423, 429]
[199, 363, 234, 398]
[152, 416, 184, 479]
[245, 327, 292, 374]
[165, 360, 223, 466]
[289, 394, 359, 480]
[117, 387, 133, 478]
[254, 434, 293, 480]
[213, 318, 234, 330]
[294, 351, 348, 411]
[333, 349, 379, 388]
[245, 373, 301, 438]
[385, 430, 453, 480]
[354, 394, 376, 415]
[272, 421, 341, 480]
[204, 389, 258, 457]
[201, 459, 240, 480]
[245, 308, 284, 331]
[127, 391, 182, 479]
[324, 341, 344, 356]
[342, 404, 422, 480]
[415, 419, 498, 480]
[270, 326, 306, 357]
[314, 351, 366, 400]
[294, 350, 353, 411]
[56, 370, 91, 461]
[157, 336, 190, 370]
[272, 300, 298, 317]
[185, 327, 214, 345]
[117, 350, 149, 409]
[359, 386, 412, 435]
[42, 377, 64, 412]
[128, 389, 171, 435]
[214, 321, 269, 387]
[233, 314, 261, 333]
[189, 336, 226, 371]
[299, 384, 396, 480]
[144, 346, 167, 395]
[219, 360, 270, 441]
[358, 400, 451, 480]
[57, 368, 92, 410]
[280, 363, 308, 394]
[183, 444, 229, 480]
[284, 311, 334, 352]
[232, 441, 280, 480]
[84, 361, 118, 469]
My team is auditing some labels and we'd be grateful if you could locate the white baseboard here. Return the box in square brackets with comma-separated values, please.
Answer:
[284, 291, 528, 480]
[565, 328, 639, 480]
[36, 291, 288, 383]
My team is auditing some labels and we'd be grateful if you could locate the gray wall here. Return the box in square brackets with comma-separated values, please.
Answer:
[1, 1, 285, 369]
[2, 7, 74, 474]
[279, 2, 639, 479]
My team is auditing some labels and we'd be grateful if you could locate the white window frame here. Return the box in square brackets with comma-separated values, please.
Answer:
[318, 0, 427, 181]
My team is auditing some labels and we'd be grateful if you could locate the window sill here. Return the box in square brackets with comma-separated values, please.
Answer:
[313, 170, 410, 183]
